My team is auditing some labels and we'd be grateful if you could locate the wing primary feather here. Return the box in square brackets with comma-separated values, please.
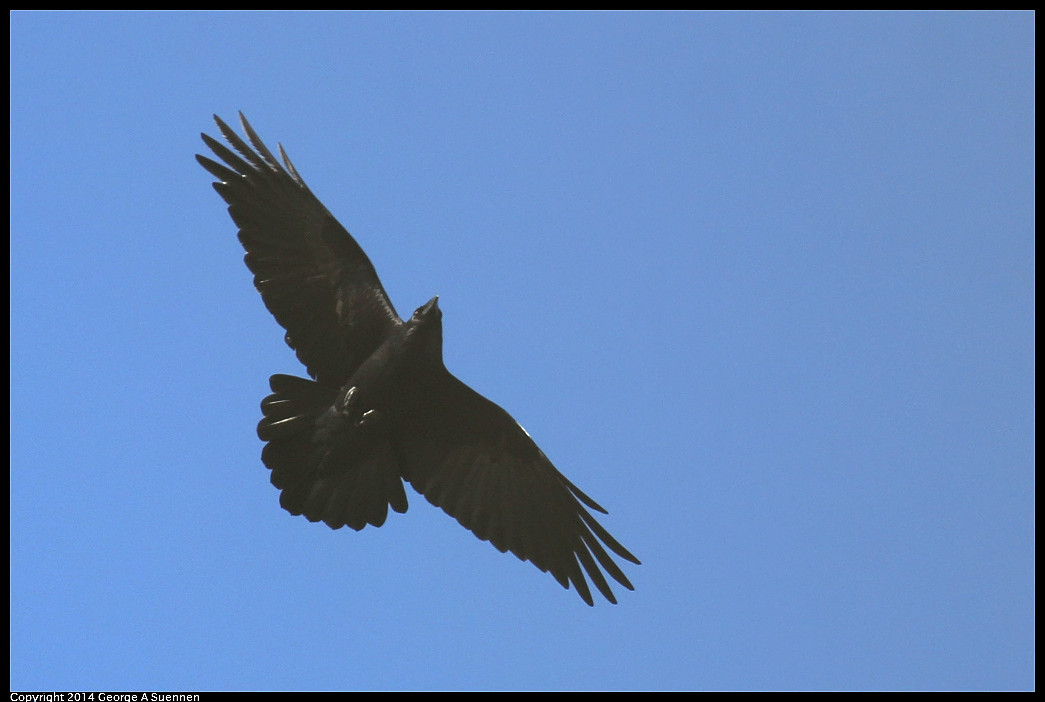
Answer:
[577, 523, 635, 591]
[200, 133, 255, 179]
[195, 153, 239, 183]
[574, 540, 618, 605]
[566, 553, 596, 606]
[560, 474, 609, 514]
[213, 114, 273, 172]
[237, 112, 283, 170]
[279, 143, 304, 181]
[576, 507, 642, 565]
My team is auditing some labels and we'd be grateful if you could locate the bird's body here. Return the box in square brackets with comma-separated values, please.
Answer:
[198, 113, 639, 605]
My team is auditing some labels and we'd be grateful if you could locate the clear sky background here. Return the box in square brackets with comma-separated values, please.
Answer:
[10, 11, 1034, 692]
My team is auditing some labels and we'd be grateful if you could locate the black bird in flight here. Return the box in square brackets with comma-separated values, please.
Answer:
[197, 113, 639, 605]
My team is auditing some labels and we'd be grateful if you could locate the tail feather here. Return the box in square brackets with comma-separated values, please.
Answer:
[258, 374, 408, 531]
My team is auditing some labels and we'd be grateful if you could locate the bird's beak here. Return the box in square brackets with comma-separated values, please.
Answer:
[422, 295, 440, 314]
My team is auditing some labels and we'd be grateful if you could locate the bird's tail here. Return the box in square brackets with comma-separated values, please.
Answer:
[256, 374, 409, 530]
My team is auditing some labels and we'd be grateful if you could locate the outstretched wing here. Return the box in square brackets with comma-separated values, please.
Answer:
[395, 371, 641, 605]
[197, 113, 400, 385]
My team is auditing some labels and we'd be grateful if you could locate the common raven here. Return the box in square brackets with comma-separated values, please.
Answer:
[197, 113, 639, 605]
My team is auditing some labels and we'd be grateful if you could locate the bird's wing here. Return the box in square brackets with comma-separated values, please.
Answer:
[395, 371, 641, 605]
[197, 113, 401, 384]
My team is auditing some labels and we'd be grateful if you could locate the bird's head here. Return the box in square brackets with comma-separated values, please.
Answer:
[405, 295, 443, 362]
[412, 295, 441, 322]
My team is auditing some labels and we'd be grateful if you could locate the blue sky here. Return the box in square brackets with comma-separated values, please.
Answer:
[10, 11, 1034, 691]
